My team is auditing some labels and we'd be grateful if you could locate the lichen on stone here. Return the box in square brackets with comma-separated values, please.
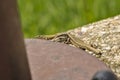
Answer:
[69, 15, 120, 77]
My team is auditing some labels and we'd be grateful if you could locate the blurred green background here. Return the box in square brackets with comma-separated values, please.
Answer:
[18, 0, 120, 38]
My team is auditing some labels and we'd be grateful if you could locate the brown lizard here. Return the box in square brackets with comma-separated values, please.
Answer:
[36, 32, 101, 55]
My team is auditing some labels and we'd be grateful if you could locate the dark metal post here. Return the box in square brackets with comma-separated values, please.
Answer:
[0, 0, 31, 80]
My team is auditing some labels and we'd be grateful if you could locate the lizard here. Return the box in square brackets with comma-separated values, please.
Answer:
[36, 32, 101, 56]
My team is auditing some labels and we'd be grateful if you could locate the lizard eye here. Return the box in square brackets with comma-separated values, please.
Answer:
[91, 70, 118, 80]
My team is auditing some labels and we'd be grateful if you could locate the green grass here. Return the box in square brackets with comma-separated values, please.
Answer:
[18, 0, 120, 37]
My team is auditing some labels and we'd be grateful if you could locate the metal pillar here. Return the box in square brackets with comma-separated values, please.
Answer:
[0, 0, 31, 80]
